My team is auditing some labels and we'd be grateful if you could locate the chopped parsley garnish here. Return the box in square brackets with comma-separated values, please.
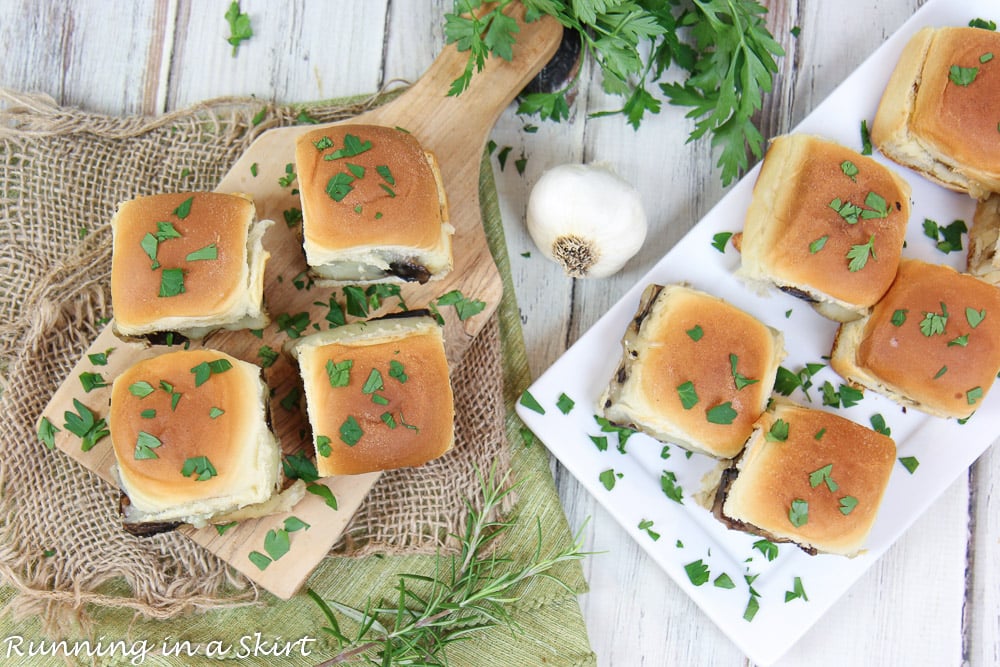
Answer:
[869, 413, 891, 436]
[638, 519, 661, 541]
[38, 417, 59, 450]
[388, 360, 408, 383]
[88, 349, 113, 366]
[379, 184, 397, 198]
[846, 234, 876, 272]
[924, 218, 967, 253]
[257, 345, 279, 368]
[860, 119, 873, 155]
[159, 380, 182, 410]
[190, 358, 233, 387]
[788, 499, 809, 527]
[280, 387, 301, 411]
[224, 1, 253, 56]
[729, 353, 759, 390]
[711, 572, 735, 589]
[313, 136, 333, 151]
[181, 456, 217, 481]
[839, 496, 859, 515]
[765, 418, 789, 442]
[63, 399, 109, 451]
[362, 368, 384, 395]
[284, 207, 303, 227]
[753, 539, 778, 561]
[967, 386, 984, 405]
[829, 197, 863, 224]
[185, 244, 217, 262]
[814, 428, 826, 440]
[948, 334, 969, 348]
[209, 407, 225, 419]
[660, 470, 684, 504]
[173, 197, 194, 220]
[248, 551, 271, 571]
[316, 435, 332, 457]
[711, 231, 733, 253]
[326, 134, 373, 160]
[158, 268, 186, 297]
[556, 393, 575, 414]
[919, 302, 949, 336]
[899, 456, 920, 474]
[307, 483, 338, 509]
[676, 381, 699, 409]
[215, 522, 238, 536]
[141, 233, 159, 266]
[326, 172, 355, 202]
[594, 415, 637, 452]
[346, 163, 366, 179]
[435, 289, 486, 321]
[134, 431, 162, 460]
[809, 235, 828, 254]
[276, 311, 311, 338]
[589, 435, 608, 452]
[381, 413, 397, 429]
[264, 528, 291, 561]
[79, 371, 107, 393]
[706, 401, 737, 425]
[949, 64, 979, 86]
[598, 469, 619, 491]
[743, 595, 761, 622]
[970, 18, 997, 30]
[284, 516, 310, 533]
[840, 160, 859, 180]
[862, 191, 889, 219]
[934, 365, 948, 379]
[683, 559, 710, 586]
[278, 163, 296, 187]
[250, 162, 258, 177]
[339, 415, 363, 446]
[891, 309, 908, 327]
[784, 577, 808, 603]
[376, 165, 395, 185]
[809, 464, 838, 492]
[140, 409, 156, 419]
[686, 324, 704, 341]
[519, 390, 545, 415]
[967, 307, 986, 328]
[283, 451, 320, 482]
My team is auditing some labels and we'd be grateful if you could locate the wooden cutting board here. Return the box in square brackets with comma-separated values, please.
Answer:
[37, 5, 562, 600]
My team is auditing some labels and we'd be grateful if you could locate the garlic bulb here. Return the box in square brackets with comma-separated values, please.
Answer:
[526, 163, 647, 278]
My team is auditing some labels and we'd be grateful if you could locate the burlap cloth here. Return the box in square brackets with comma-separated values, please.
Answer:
[0, 89, 596, 666]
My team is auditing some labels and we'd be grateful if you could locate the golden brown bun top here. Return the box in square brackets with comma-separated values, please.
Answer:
[748, 134, 910, 306]
[302, 318, 454, 476]
[727, 401, 896, 555]
[638, 286, 780, 456]
[111, 192, 255, 327]
[912, 27, 1000, 175]
[110, 349, 263, 504]
[296, 124, 443, 251]
[857, 259, 1000, 415]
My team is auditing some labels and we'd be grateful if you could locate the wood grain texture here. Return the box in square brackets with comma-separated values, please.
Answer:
[2, 0, 997, 663]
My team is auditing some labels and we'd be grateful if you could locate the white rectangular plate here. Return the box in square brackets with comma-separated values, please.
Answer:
[517, 0, 1000, 664]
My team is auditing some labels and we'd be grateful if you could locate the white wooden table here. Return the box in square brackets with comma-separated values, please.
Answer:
[2, 1, 995, 665]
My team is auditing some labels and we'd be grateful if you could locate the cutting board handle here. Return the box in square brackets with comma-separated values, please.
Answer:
[366, 4, 564, 150]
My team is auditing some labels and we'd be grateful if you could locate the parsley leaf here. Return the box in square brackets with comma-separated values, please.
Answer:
[519, 390, 545, 415]
[808, 464, 838, 492]
[326, 359, 353, 387]
[181, 456, 218, 481]
[684, 559, 710, 586]
[224, 1, 253, 57]
[676, 381, 699, 409]
[706, 401, 737, 425]
[899, 456, 920, 474]
[686, 325, 704, 341]
[134, 431, 162, 460]
[753, 539, 778, 561]
[839, 496, 859, 515]
[729, 353, 759, 390]
[846, 234, 877, 272]
[950, 64, 979, 86]
[660, 470, 684, 504]
[339, 416, 363, 446]
[919, 302, 949, 337]
[556, 393, 575, 414]
[711, 232, 733, 253]
[765, 419, 789, 442]
[788, 499, 809, 527]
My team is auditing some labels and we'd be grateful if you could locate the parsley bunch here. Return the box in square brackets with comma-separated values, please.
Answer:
[444, 0, 784, 185]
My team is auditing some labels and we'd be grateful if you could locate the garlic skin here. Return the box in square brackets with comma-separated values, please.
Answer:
[526, 163, 647, 278]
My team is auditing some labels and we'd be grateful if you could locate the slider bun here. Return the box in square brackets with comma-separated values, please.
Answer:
[290, 315, 455, 476]
[721, 400, 896, 556]
[831, 259, 1000, 419]
[738, 134, 910, 322]
[600, 284, 785, 459]
[109, 349, 280, 528]
[872, 27, 1000, 199]
[296, 124, 453, 283]
[969, 194, 1000, 285]
[111, 192, 271, 338]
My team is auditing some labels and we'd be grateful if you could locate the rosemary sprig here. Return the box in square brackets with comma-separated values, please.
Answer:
[307, 467, 589, 665]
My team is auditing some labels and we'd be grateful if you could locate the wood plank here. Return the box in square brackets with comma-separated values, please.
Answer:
[38, 4, 563, 601]
[967, 442, 1000, 667]
[166, 1, 388, 110]
[0, 0, 166, 115]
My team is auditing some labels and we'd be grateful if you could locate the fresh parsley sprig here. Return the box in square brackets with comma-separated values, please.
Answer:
[444, 0, 784, 185]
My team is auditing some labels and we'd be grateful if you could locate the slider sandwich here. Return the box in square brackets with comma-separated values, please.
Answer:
[109, 349, 301, 534]
[969, 194, 1000, 285]
[738, 134, 911, 322]
[600, 284, 785, 459]
[295, 124, 453, 284]
[111, 192, 271, 339]
[708, 400, 896, 557]
[290, 313, 455, 476]
[831, 259, 1000, 419]
[872, 26, 1000, 199]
